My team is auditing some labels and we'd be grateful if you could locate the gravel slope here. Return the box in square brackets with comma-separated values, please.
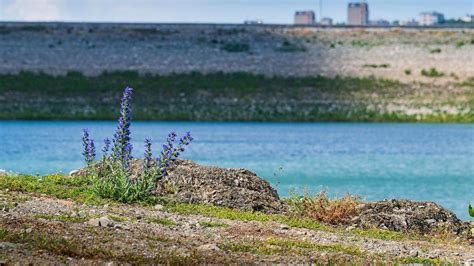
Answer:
[1, 190, 473, 264]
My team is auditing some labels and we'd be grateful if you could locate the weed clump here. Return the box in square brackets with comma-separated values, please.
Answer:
[421, 68, 444, 78]
[277, 40, 307, 52]
[81, 87, 193, 203]
[285, 192, 361, 225]
[221, 42, 250, 52]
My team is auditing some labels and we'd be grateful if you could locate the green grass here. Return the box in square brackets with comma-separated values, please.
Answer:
[351, 228, 408, 241]
[198, 221, 229, 228]
[108, 215, 129, 222]
[220, 238, 362, 257]
[396, 257, 445, 265]
[0, 174, 109, 205]
[144, 217, 176, 226]
[164, 203, 329, 231]
[33, 213, 91, 223]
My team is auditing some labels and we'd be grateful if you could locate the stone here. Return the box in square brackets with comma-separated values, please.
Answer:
[88, 216, 114, 227]
[155, 160, 287, 213]
[154, 204, 164, 211]
[0, 242, 16, 250]
[279, 224, 290, 230]
[353, 199, 468, 235]
[196, 244, 221, 252]
[345, 225, 356, 232]
[69, 169, 79, 176]
[409, 250, 419, 257]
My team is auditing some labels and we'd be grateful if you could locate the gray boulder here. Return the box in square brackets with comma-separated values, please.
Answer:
[351, 199, 468, 235]
[155, 160, 286, 213]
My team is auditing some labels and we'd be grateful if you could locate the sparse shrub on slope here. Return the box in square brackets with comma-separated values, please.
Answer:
[421, 68, 444, 78]
[285, 191, 361, 225]
[81, 87, 193, 203]
[221, 42, 250, 52]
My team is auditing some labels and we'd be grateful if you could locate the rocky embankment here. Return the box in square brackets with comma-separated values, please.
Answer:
[1, 161, 473, 264]
[1, 22, 474, 83]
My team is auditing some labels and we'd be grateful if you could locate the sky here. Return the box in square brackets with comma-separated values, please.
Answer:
[0, 0, 473, 24]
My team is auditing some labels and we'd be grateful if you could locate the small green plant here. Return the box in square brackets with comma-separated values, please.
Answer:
[404, 69, 412, 75]
[145, 217, 176, 226]
[198, 221, 228, 228]
[455, 40, 465, 48]
[468, 204, 474, 217]
[421, 68, 444, 78]
[429, 48, 441, 54]
[277, 40, 306, 52]
[351, 40, 370, 47]
[221, 42, 250, 53]
[363, 64, 390, 68]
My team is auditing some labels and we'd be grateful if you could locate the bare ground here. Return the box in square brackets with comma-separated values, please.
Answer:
[1, 190, 473, 265]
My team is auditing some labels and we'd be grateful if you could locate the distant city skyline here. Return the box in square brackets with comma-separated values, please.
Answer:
[0, 0, 473, 24]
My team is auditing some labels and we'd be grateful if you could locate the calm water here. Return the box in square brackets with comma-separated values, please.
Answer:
[0, 121, 473, 219]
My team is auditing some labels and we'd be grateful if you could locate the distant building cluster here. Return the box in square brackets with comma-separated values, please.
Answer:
[289, 1, 473, 27]
[419, 12, 445, 26]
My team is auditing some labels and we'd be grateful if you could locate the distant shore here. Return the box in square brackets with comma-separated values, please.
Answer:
[0, 71, 472, 122]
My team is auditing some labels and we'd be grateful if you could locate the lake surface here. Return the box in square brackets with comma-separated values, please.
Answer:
[0, 121, 473, 219]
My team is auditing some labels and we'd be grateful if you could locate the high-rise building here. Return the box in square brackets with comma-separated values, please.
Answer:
[294, 11, 316, 25]
[347, 2, 369, 26]
[419, 12, 445, 26]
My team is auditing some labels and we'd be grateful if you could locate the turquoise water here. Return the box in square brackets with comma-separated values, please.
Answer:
[0, 121, 473, 219]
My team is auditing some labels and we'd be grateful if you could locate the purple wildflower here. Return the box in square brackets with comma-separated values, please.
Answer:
[155, 131, 193, 178]
[112, 86, 133, 170]
[143, 138, 153, 170]
[82, 129, 96, 165]
[102, 138, 111, 156]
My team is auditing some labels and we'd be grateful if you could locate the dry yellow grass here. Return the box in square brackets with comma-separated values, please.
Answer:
[286, 191, 361, 225]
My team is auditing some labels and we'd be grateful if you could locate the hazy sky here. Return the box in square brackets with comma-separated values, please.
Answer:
[1, 0, 473, 24]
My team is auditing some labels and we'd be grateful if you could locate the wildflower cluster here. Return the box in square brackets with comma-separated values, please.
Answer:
[81, 129, 95, 166]
[81, 86, 193, 203]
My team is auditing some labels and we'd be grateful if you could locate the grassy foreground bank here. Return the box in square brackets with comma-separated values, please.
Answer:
[0, 71, 472, 122]
[0, 172, 468, 264]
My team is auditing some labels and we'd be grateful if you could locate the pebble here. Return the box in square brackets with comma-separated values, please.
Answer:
[0, 242, 16, 250]
[87, 216, 114, 227]
[279, 224, 289, 230]
[409, 250, 419, 257]
[68, 169, 79, 176]
[197, 244, 221, 252]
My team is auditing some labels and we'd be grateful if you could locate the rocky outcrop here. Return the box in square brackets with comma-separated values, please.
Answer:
[155, 160, 286, 213]
[71, 161, 469, 234]
[351, 199, 469, 235]
[71, 159, 286, 214]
